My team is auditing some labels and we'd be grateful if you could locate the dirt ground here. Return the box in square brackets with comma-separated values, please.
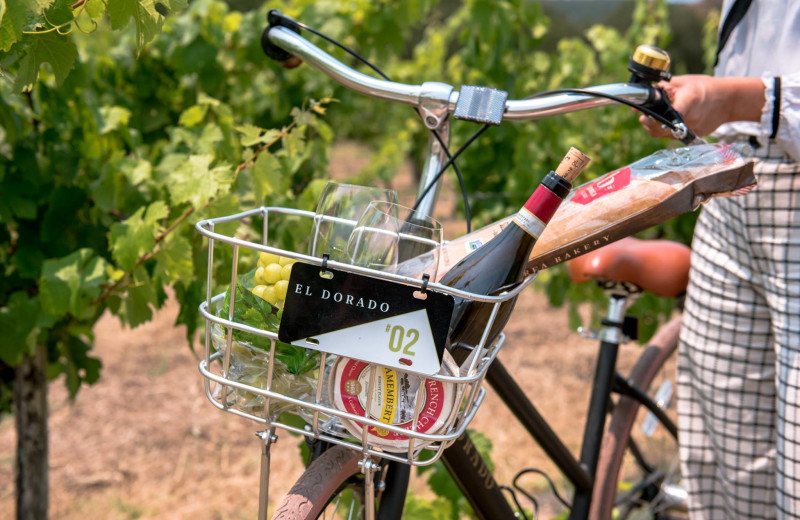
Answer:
[0, 144, 647, 519]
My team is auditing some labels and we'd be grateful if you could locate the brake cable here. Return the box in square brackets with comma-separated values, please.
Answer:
[267, 11, 479, 232]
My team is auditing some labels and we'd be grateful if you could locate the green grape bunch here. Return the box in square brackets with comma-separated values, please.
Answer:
[251, 252, 295, 309]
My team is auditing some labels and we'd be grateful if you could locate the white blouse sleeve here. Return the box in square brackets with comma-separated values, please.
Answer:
[758, 72, 800, 162]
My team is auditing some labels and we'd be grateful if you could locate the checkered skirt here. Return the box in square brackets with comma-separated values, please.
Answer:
[678, 142, 800, 519]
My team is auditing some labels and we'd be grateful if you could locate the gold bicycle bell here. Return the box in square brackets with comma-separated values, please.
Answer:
[628, 44, 672, 84]
[632, 45, 671, 72]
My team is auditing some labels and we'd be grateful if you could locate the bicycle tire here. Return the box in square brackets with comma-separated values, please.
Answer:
[271, 444, 408, 520]
[590, 315, 686, 520]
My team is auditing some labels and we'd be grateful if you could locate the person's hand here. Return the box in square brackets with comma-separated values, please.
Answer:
[639, 75, 766, 139]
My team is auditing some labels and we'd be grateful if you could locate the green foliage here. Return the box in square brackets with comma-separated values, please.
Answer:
[0, 0, 337, 413]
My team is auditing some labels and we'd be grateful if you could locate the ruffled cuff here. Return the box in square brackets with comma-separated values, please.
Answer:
[757, 76, 777, 145]
[758, 73, 800, 162]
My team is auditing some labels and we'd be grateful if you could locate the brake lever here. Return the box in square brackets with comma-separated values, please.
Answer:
[649, 87, 705, 145]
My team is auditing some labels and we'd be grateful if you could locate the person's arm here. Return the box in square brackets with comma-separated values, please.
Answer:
[638, 75, 765, 138]
[640, 73, 800, 162]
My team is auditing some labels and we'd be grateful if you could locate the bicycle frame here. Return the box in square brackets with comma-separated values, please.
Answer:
[256, 15, 684, 520]
[441, 291, 679, 520]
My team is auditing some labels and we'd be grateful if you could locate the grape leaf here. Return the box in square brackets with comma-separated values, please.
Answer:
[0, 0, 59, 59]
[235, 124, 281, 147]
[13, 31, 78, 90]
[63, 335, 102, 397]
[0, 1, 7, 46]
[39, 248, 110, 320]
[166, 154, 232, 208]
[235, 124, 263, 147]
[0, 175, 39, 220]
[108, 201, 169, 271]
[44, 0, 73, 26]
[197, 123, 223, 153]
[403, 497, 453, 520]
[107, 0, 161, 51]
[174, 280, 204, 346]
[160, 0, 186, 12]
[99, 105, 132, 134]
[0, 292, 40, 364]
[0, 0, 27, 52]
[84, 0, 105, 21]
[124, 159, 152, 187]
[153, 232, 194, 288]
[178, 104, 208, 127]
[89, 168, 122, 213]
[123, 266, 158, 327]
[26, 0, 56, 13]
[252, 150, 282, 202]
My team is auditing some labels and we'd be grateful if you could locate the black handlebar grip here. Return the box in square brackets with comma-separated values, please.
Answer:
[261, 10, 303, 68]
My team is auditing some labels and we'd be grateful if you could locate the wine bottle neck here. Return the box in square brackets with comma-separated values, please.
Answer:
[512, 173, 568, 238]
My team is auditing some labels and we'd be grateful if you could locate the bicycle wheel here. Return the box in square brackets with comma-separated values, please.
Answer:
[591, 316, 687, 520]
[271, 444, 409, 520]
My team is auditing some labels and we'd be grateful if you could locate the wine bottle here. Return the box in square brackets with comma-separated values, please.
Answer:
[439, 147, 591, 364]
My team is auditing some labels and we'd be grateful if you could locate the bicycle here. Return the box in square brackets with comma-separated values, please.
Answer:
[197, 10, 715, 520]
[269, 235, 690, 520]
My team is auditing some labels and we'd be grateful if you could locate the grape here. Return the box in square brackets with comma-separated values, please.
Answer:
[274, 280, 289, 300]
[254, 266, 266, 285]
[259, 252, 280, 267]
[251, 285, 268, 299]
[278, 256, 293, 266]
[281, 263, 293, 281]
[263, 263, 283, 284]
[262, 285, 278, 305]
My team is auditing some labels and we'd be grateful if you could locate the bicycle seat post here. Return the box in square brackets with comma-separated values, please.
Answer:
[572, 285, 639, 518]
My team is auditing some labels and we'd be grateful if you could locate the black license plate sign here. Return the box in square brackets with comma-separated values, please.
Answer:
[278, 262, 453, 375]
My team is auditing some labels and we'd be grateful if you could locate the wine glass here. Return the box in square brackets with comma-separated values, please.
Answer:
[346, 201, 443, 280]
[310, 182, 398, 262]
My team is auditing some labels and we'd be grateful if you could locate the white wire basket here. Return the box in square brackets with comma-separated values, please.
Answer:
[196, 206, 536, 466]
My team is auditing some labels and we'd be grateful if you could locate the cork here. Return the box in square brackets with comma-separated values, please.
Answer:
[555, 147, 591, 183]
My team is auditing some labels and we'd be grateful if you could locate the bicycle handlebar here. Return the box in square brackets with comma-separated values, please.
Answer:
[265, 25, 656, 123]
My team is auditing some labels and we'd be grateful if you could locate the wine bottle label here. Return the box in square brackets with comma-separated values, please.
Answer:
[513, 207, 546, 238]
[513, 186, 563, 237]
[436, 219, 511, 279]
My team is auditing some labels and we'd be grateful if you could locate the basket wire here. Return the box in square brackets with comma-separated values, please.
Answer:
[196, 206, 534, 466]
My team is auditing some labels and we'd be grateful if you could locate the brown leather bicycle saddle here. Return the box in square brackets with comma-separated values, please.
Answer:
[568, 237, 691, 298]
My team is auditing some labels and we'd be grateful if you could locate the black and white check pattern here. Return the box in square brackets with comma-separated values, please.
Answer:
[678, 142, 800, 519]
